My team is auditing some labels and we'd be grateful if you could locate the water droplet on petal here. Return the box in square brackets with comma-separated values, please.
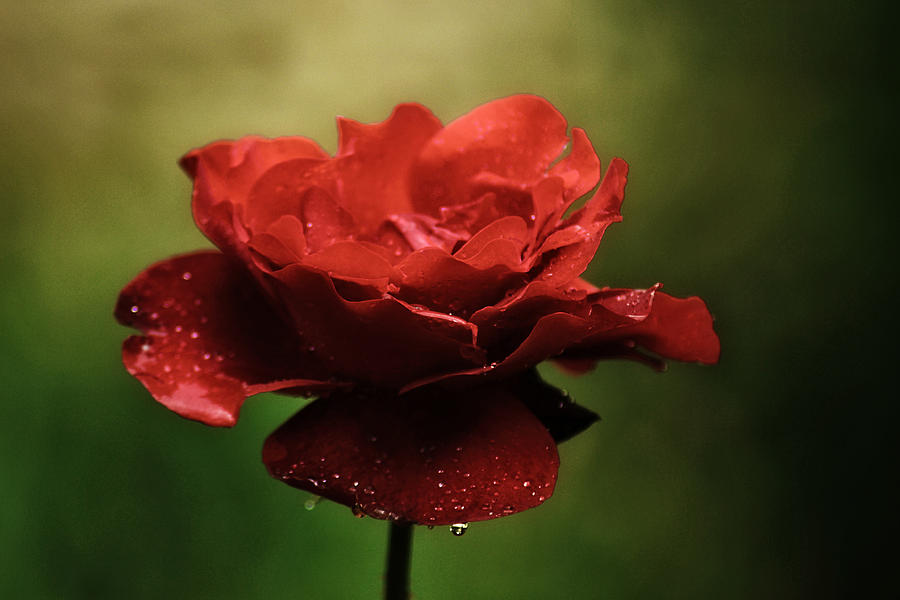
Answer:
[182, 272, 192, 280]
[130, 305, 139, 313]
[449, 523, 468, 536]
[304, 496, 321, 511]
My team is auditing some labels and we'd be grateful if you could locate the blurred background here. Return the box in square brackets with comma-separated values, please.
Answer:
[1, 1, 894, 598]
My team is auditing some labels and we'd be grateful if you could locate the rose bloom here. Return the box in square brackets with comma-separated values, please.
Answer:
[116, 95, 719, 526]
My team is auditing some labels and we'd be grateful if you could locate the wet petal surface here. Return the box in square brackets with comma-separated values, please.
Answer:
[410, 95, 571, 214]
[263, 378, 560, 525]
[115, 251, 339, 426]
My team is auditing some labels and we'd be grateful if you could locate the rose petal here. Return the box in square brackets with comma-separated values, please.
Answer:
[548, 127, 601, 200]
[437, 187, 535, 238]
[265, 263, 485, 388]
[115, 252, 340, 426]
[470, 280, 592, 352]
[410, 95, 570, 214]
[572, 290, 721, 365]
[394, 247, 527, 318]
[406, 285, 718, 392]
[263, 378, 559, 525]
[246, 215, 308, 268]
[534, 158, 628, 285]
[180, 137, 329, 252]
[334, 103, 443, 229]
[303, 241, 397, 291]
[242, 166, 352, 247]
[385, 213, 467, 254]
[453, 216, 529, 268]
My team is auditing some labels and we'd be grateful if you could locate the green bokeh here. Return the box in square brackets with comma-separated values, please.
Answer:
[1, 1, 893, 598]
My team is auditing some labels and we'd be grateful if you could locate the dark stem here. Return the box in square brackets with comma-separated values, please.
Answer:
[384, 521, 414, 600]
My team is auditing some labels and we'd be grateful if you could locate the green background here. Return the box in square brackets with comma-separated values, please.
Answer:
[1, 1, 893, 598]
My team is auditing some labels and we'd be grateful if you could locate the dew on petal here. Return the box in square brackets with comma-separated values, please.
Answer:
[181, 272, 192, 280]
[130, 305, 139, 313]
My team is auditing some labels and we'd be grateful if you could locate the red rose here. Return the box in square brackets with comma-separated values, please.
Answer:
[116, 95, 719, 526]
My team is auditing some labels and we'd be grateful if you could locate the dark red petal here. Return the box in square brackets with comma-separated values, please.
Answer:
[385, 213, 468, 254]
[410, 95, 570, 214]
[302, 241, 397, 291]
[262, 379, 559, 525]
[333, 104, 443, 230]
[394, 247, 527, 318]
[265, 264, 484, 388]
[406, 285, 718, 391]
[470, 280, 592, 352]
[574, 290, 721, 364]
[115, 252, 340, 427]
[533, 158, 628, 285]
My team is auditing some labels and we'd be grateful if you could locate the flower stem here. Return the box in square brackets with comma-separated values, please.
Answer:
[384, 521, 414, 600]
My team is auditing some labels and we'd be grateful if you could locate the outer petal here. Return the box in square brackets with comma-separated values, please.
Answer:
[410, 95, 571, 214]
[569, 290, 721, 365]
[403, 286, 718, 391]
[264, 263, 485, 388]
[115, 252, 341, 427]
[263, 378, 560, 525]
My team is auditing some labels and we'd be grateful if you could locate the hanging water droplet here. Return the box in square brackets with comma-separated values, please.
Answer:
[351, 504, 365, 518]
[449, 523, 468, 536]
[304, 496, 321, 511]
